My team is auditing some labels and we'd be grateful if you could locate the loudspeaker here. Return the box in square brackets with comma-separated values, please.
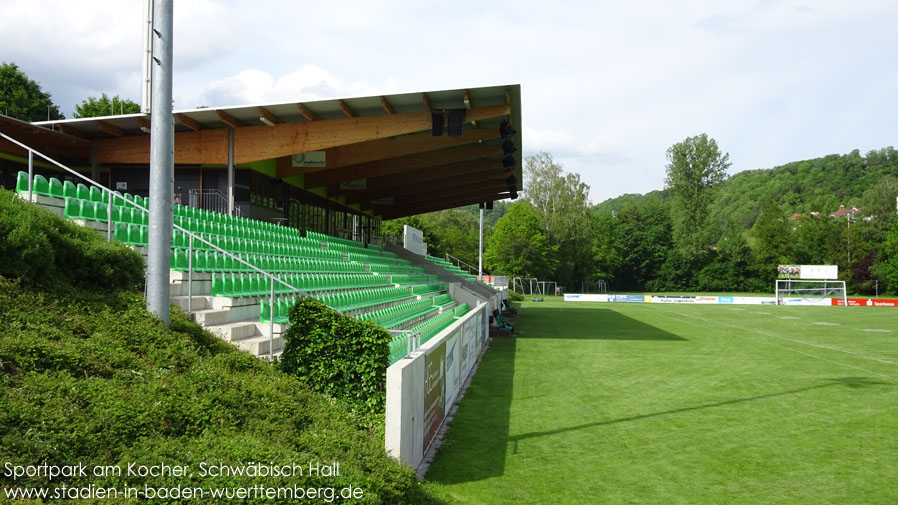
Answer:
[447, 109, 465, 138]
[503, 156, 515, 169]
[431, 111, 444, 136]
[502, 140, 516, 156]
[499, 119, 516, 139]
[486, 201, 494, 210]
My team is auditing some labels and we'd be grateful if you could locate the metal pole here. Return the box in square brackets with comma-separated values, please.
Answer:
[27, 151, 33, 202]
[269, 278, 275, 360]
[141, 0, 154, 113]
[106, 190, 113, 242]
[146, 0, 174, 327]
[478, 207, 483, 280]
[227, 127, 234, 216]
[187, 234, 193, 316]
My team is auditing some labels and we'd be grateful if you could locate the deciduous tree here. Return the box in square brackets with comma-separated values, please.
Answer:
[0, 62, 64, 121]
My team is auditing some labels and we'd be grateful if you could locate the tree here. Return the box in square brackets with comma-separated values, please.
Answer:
[872, 220, 898, 294]
[74, 93, 140, 118]
[523, 152, 593, 286]
[751, 198, 793, 284]
[483, 202, 557, 280]
[0, 62, 64, 121]
[664, 133, 731, 254]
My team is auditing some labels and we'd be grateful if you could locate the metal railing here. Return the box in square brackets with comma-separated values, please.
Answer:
[389, 329, 422, 361]
[2, 131, 310, 360]
[188, 188, 240, 216]
[445, 253, 479, 276]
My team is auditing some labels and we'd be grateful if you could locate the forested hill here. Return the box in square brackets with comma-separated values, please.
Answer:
[594, 147, 898, 231]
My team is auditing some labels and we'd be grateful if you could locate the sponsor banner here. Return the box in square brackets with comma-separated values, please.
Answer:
[609, 294, 644, 303]
[695, 296, 719, 304]
[832, 298, 898, 307]
[649, 296, 697, 304]
[781, 298, 832, 306]
[443, 332, 461, 415]
[778, 264, 838, 280]
[423, 342, 446, 450]
[718, 296, 734, 304]
[732, 296, 777, 305]
[292, 151, 326, 168]
[564, 293, 609, 302]
[403, 225, 426, 255]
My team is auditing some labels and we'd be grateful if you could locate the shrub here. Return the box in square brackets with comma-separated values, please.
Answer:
[0, 188, 143, 290]
[507, 290, 524, 302]
[279, 297, 393, 420]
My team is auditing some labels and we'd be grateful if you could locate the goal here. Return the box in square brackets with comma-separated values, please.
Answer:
[775, 279, 847, 306]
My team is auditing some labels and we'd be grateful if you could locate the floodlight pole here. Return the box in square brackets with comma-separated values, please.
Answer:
[146, 0, 174, 327]
[478, 207, 483, 280]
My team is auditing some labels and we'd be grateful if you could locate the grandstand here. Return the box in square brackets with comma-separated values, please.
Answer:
[14, 168, 481, 361]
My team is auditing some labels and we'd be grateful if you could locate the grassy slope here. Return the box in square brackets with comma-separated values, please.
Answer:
[424, 299, 898, 504]
[0, 190, 438, 504]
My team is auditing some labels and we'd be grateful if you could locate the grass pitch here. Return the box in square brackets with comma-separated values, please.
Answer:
[423, 297, 898, 504]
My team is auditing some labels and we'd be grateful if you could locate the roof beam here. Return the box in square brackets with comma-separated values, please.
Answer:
[277, 128, 501, 177]
[346, 167, 512, 205]
[175, 113, 203, 131]
[333, 157, 504, 197]
[258, 107, 282, 126]
[380, 96, 394, 115]
[383, 182, 508, 209]
[137, 116, 151, 134]
[305, 143, 504, 189]
[338, 100, 357, 118]
[96, 120, 127, 138]
[95, 104, 510, 165]
[380, 190, 511, 220]
[55, 123, 93, 141]
[422, 92, 432, 111]
[298, 103, 319, 121]
[217, 110, 239, 128]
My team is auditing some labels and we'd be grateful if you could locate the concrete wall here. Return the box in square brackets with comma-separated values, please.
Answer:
[384, 302, 489, 470]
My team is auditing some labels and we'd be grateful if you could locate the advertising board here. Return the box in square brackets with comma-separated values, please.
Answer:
[832, 298, 898, 307]
[423, 342, 446, 449]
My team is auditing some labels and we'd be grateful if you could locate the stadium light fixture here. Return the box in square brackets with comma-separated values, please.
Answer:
[431, 111, 444, 136]
[259, 115, 276, 127]
[499, 119, 516, 139]
[502, 140, 516, 156]
[447, 109, 465, 138]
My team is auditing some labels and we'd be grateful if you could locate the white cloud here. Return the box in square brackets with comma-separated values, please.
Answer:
[188, 64, 403, 108]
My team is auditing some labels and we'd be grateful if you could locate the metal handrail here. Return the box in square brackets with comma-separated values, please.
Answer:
[389, 329, 422, 358]
[445, 253, 478, 275]
[1, 131, 319, 360]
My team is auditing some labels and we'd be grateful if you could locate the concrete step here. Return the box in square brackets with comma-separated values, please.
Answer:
[192, 308, 234, 326]
[171, 295, 210, 312]
[204, 321, 260, 342]
[235, 333, 286, 356]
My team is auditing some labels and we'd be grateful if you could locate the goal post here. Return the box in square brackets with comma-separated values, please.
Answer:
[775, 279, 848, 306]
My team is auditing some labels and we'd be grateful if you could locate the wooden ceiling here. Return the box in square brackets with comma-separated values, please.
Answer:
[3, 85, 522, 220]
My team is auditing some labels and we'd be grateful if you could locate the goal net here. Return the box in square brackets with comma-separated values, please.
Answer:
[775, 279, 847, 306]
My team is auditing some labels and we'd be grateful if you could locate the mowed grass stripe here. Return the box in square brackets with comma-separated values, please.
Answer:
[424, 299, 898, 505]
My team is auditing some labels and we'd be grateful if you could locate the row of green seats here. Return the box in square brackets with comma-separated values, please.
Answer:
[115, 223, 148, 247]
[432, 293, 454, 307]
[317, 286, 412, 313]
[174, 215, 315, 246]
[453, 303, 469, 317]
[369, 264, 414, 274]
[411, 283, 443, 295]
[211, 272, 303, 297]
[212, 272, 390, 297]
[411, 311, 456, 345]
[259, 295, 299, 324]
[170, 248, 366, 274]
[348, 252, 395, 265]
[174, 203, 300, 236]
[16, 172, 148, 209]
[171, 230, 342, 260]
[390, 274, 435, 285]
[412, 266, 426, 274]
[358, 299, 435, 329]
[64, 197, 149, 225]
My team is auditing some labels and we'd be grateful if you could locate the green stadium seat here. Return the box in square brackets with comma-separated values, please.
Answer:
[93, 201, 108, 222]
[80, 199, 96, 220]
[89, 186, 103, 203]
[76, 183, 90, 201]
[15, 171, 28, 194]
[32, 174, 50, 196]
[114, 222, 129, 243]
[48, 177, 64, 198]
[63, 197, 80, 219]
[63, 180, 77, 199]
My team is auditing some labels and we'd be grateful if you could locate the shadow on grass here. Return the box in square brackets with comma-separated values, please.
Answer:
[519, 307, 687, 341]
[508, 376, 890, 445]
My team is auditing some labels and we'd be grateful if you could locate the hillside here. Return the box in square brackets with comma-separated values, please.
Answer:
[0, 190, 437, 504]
[594, 147, 898, 232]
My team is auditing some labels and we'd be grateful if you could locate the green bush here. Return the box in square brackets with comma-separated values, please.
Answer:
[0, 278, 436, 504]
[279, 297, 393, 420]
[507, 290, 524, 302]
[0, 188, 144, 290]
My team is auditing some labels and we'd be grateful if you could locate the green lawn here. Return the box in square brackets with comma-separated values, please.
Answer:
[423, 299, 898, 504]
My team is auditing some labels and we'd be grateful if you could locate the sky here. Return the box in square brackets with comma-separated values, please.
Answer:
[2, 0, 896, 203]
